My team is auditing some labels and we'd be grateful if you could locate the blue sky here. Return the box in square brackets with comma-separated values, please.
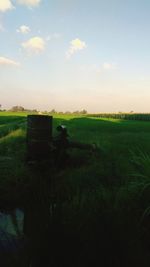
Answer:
[0, 0, 150, 112]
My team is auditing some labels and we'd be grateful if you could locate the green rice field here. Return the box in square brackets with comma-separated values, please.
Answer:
[0, 111, 150, 266]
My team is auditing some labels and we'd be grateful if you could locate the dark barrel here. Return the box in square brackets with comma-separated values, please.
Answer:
[27, 115, 53, 160]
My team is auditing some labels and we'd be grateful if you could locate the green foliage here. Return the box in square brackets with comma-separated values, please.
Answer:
[1, 112, 150, 266]
[88, 112, 150, 121]
[9, 106, 25, 112]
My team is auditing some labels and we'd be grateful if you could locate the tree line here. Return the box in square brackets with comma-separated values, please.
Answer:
[0, 105, 87, 115]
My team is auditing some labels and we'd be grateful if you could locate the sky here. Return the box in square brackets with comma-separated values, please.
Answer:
[0, 0, 150, 112]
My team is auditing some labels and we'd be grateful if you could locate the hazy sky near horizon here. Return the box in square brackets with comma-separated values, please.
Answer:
[0, 0, 150, 112]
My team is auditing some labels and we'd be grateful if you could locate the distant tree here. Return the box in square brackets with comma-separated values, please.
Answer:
[50, 109, 56, 114]
[81, 109, 87, 114]
[73, 110, 80, 114]
[10, 106, 25, 112]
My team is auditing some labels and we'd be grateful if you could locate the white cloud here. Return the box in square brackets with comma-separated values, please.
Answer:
[17, 25, 30, 34]
[22, 36, 45, 54]
[66, 38, 86, 58]
[0, 0, 14, 12]
[0, 56, 20, 66]
[16, 0, 41, 7]
[103, 62, 116, 70]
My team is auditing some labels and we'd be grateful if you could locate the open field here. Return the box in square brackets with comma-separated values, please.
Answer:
[0, 112, 150, 266]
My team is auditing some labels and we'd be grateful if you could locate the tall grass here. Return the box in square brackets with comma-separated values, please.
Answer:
[0, 113, 150, 266]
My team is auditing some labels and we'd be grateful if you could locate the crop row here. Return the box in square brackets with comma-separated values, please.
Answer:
[0, 119, 26, 139]
[88, 113, 150, 121]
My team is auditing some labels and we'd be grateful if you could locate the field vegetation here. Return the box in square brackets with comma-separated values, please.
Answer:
[0, 111, 150, 266]
[88, 112, 150, 121]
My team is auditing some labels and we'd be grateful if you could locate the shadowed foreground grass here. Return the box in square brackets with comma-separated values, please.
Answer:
[0, 113, 150, 266]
